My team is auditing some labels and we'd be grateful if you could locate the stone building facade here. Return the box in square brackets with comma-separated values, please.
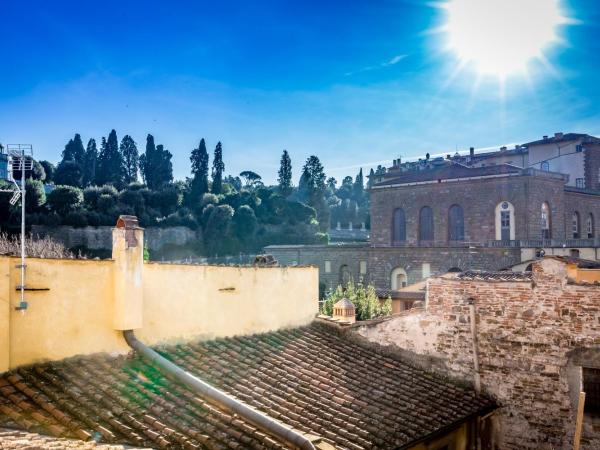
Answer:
[355, 258, 600, 449]
[268, 160, 600, 293]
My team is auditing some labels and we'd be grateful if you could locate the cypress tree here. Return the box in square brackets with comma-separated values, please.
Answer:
[140, 135, 172, 189]
[96, 130, 124, 186]
[277, 149, 292, 196]
[120, 135, 139, 184]
[82, 138, 97, 186]
[139, 134, 156, 188]
[61, 133, 85, 166]
[190, 138, 209, 199]
[211, 142, 224, 194]
[353, 168, 364, 201]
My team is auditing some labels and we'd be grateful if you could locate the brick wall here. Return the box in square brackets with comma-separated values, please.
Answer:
[355, 258, 600, 449]
[369, 173, 568, 245]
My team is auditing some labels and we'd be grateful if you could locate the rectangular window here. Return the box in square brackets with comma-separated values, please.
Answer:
[422, 263, 431, 279]
[576, 178, 585, 188]
[359, 261, 367, 275]
[324, 261, 331, 273]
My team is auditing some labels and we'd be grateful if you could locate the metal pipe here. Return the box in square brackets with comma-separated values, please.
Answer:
[468, 300, 481, 393]
[123, 330, 316, 450]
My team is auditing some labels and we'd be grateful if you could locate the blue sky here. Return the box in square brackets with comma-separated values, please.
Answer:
[1, 0, 599, 183]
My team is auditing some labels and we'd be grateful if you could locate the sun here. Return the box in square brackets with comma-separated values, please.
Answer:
[440, 0, 569, 78]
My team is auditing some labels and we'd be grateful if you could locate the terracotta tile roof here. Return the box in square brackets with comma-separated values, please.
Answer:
[0, 323, 494, 449]
[456, 271, 533, 282]
[0, 428, 145, 449]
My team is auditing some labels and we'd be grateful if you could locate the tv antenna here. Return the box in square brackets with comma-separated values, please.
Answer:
[0, 144, 34, 311]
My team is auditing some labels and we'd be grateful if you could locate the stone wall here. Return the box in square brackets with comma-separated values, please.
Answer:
[31, 225, 199, 252]
[267, 244, 521, 291]
[355, 258, 600, 449]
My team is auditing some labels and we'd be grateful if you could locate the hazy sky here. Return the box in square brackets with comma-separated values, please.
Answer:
[1, 0, 599, 183]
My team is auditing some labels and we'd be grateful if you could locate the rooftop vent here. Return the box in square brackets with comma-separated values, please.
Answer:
[543, 135, 549, 140]
[555, 132, 564, 139]
[332, 298, 356, 324]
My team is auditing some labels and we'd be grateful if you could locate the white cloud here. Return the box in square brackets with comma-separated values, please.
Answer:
[345, 54, 407, 76]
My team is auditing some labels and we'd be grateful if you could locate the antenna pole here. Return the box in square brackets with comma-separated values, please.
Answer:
[20, 150, 26, 309]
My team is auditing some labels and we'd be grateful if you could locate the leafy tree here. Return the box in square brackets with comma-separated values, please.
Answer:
[190, 138, 209, 200]
[239, 170, 262, 189]
[120, 135, 139, 184]
[203, 204, 234, 255]
[277, 150, 293, 196]
[25, 179, 46, 212]
[224, 175, 242, 192]
[61, 134, 85, 166]
[353, 168, 364, 201]
[326, 177, 337, 190]
[321, 281, 391, 321]
[96, 130, 125, 186]
[39, 161, 55, 183]
[298, 155, 329, 231]
[140, 135, 173, 189]
[54, 160, 83, 187]
[211, 142, 224, 194]
[233, 205, 257, 240]
[82, 139, 97, 186]
[46, 185, 83, 215]
[12, 158, 45, 182]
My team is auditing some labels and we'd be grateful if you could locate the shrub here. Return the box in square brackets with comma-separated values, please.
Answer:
[321, 281, 391, 321]
[25, 179, 46, 212]
[53, 160, 83, 187]
[42, 211, 61, 226]
[64, 209, 88, 227]
[83, 186, 102, 209]
[46, 185, 83, 215]
[233, 205, 257, 240]
[97, 194, 117, 213]
[200, 193, 219, 208]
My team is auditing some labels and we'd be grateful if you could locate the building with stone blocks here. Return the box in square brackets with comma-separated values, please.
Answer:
[354, 257, 600, 449]
[267, 132, 600, 296]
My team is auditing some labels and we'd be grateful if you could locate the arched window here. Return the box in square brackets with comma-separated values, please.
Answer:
[392, 208, 406, 243]
[391, 267, 407, 290]
[541, 202, 551, 239]
[495, 201, 515, 241]
[587, 214, 594, 239]
[572, 212, 580, 239]
[339, 265, 352, 286]
[419, 206, 434, 242]
[448, 204, 464, 241]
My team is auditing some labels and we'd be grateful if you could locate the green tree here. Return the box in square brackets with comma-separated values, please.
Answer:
[46, 185, 83, 215]
[39, 161, 55, 183]
[82, 138, 97, 186]
[61, 134, 85, 166]
[321, 281, 391, 321]
[277, 150, 293, 196]
[12, 158, 45, 182]
[239, 170, 262, 189]
[25, 179, 46, 212]
[96, 130, 125, 186]
[190, 138, 209, 200]
[140, 135, 173, 189]
[299, 155, 329, 231]
[120, 135, 139, 184]
[233, 205, 257, 240]
[211, 142, 224, 194]
[353, 168, 364, 202]
[203, 204, 234, 255]
[54, 160, 83, 187]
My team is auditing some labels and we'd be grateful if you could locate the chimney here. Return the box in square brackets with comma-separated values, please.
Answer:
[112, 215, 144, 330]
[332, 298, 356, 324]
[543, 135, 548, 140]
[500, 146, 507, 152]
[470, 147, 475, 157]
[555, 132, 563, 139]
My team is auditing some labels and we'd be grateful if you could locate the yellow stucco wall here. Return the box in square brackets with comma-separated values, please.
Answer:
[1, 255, 318, 370]
[138, 263, 318, 345]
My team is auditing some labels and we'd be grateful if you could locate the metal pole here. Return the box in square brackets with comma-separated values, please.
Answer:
[20, 152, 26, 307]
